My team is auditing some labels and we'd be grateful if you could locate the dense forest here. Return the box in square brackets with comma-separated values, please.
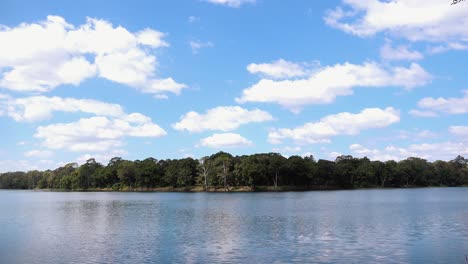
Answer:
[1, 152, 467, 191]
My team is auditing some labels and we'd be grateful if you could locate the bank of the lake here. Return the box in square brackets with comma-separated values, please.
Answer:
[29, 184, 466, 193]
[34, 185, 344, 192]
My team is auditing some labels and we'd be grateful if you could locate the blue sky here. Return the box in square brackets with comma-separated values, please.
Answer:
[0, 0, 467, 172]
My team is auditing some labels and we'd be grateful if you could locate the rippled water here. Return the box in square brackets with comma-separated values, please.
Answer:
[0, 188, 467, 263]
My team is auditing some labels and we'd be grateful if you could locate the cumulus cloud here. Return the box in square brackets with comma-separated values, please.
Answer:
[199, 133, 253, 148]
[34, 115, 167, 152]
[268, 107, 400, 144]
[237, 61, 430, 111]
[1, 95, 125, 122]
[410, 90, 468, 116]
[380, 41, 423, 61]
[324, 0, 468, 49]
[173, 106, 273, 132]
[247, 59, 308, 79]
[350, 141, 468, 161]
[204, 0, 255, 8]
[0, 16, 185, 96]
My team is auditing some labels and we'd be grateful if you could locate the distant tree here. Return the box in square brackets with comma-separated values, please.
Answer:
[1, 154, 467, 191]
[269, 153, 287, 189]
[199, 156, 211, 191]
[210, 152, 233, 191]
[117, 160, 136, 188]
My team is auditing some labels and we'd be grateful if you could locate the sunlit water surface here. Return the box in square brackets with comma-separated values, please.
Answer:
[0, 188, 467, 263]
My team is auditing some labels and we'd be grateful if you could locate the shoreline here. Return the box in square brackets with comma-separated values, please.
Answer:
[4, 185, 462, 193]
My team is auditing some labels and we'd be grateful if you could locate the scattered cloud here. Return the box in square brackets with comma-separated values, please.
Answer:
[327, 151, 343, 159]
[350, 141, 468, 161]
[237, 61, 430, 111]
[173, 106, 273, 132]
[268, 107, 400, 144]
[178, 148, 195, 159]
[1, 95, 125, 122]
[199, 133, 253, 148]
[17, 141, 28, 146]
[428, 42, 468, 54]
[247, 59, 308, 79]
[272, 146, 302, 154]
[397, 129, 438, 140]
[203, 0, 255, 8]
[188, 16, 200, 23]
[0, 16, 186, 97]
[24, 150, 54, 158]
[380, 41, 423, 61]
[449, 126, 468, 137]
[190, 39, 214, 54]
[76, 149, 128, 166]
[415, 130, 438, 139]
[325, 0, 468, 50]
[0, 159, 56, 173]
[408, 109, 438, 118]
[410, 90, 468, 116]
[34, 114, 166, 152]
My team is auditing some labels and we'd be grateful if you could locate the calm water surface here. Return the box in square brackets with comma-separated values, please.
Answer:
[0, 188, 467, 263]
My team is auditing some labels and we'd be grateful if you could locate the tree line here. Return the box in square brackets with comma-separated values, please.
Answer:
[1, 152, 467, 191]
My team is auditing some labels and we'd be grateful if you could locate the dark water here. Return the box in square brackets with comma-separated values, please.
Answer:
[0, 188, 467, 264]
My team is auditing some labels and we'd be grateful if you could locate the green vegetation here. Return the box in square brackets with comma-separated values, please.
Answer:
[1, 153, 467, 191]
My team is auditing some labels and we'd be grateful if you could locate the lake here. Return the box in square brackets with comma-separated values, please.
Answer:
[0, 188, 467, 263]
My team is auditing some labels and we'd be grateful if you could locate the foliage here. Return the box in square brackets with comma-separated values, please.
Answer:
[1, 153, 467, 190]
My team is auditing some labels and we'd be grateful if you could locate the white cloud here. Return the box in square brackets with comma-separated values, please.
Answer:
[136, 29, 168, 48]
[0, 16, 185, 96]
[0, 159, 55, 173]
[190, 40, 214, 54]
[76, 149, 128, 166]
[350, 143, 411, 161]
[247, 59, 307, 79]
[188, 16, 200, 23]
[95, 48, 154, 85]
[397, 129, 437, 140]
[325, 0, 468, 48]
[350, 141, 468, 161]
[380, 41, 423, 61]
[204, 0, 255, 8]
[408, 109, 438, 118]
[449, 126, 468, 137]
[0, 56, 96, 93]
[1, 95, 125, 122]
[328, 151, 343, 159]
[428, 42, 468, 54]
[24, 150, 54, 158]
[34, 115, 166, 152]
[411, 90, 468, 116]
[173, 106, 273, 132]
[272, 146, 302, 154]
[269, 107, 400, 144]
[146, 78, 187, 95]
[199, 133, 253, 148]
[237, 61, 430, 111]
